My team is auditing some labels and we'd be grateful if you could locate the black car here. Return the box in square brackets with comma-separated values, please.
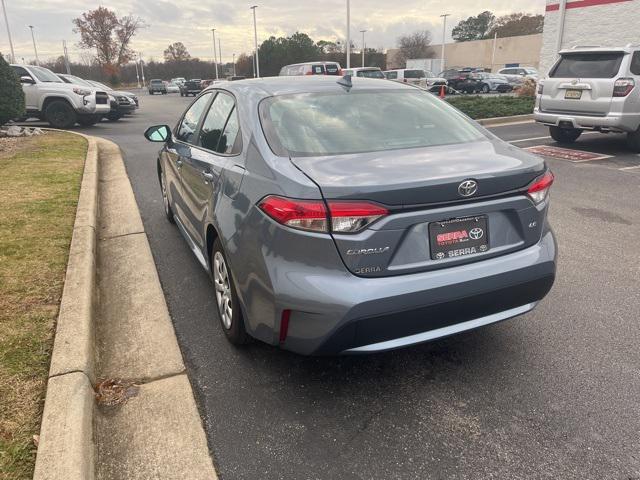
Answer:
[180, 79, 203, 97]
[149, 79, 168, 95]
[439, 69, 484, 93]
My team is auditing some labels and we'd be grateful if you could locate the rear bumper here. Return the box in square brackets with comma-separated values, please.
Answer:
[277, 230, 557, 355]
[534, 108, 640, 132]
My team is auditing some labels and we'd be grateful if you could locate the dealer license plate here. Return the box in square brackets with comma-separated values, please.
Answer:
[565, 89, 582, 99]
[429, 216, 489, 260]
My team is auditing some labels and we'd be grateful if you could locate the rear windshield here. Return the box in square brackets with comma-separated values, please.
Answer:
[260, 90, 485, 157]
[325, 64, 340, 75]
[151, 79, 163, 84]
[356, 69, 385, 79]
[404, 70, 425, 79]
[550, 52, 624, 78]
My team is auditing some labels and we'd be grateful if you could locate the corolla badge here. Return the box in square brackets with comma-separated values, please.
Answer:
[458, 179, 478, 197]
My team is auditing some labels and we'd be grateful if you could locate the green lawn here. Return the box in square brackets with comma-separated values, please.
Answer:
[0, 132, 87, 479]
[447, 95, 535, 119]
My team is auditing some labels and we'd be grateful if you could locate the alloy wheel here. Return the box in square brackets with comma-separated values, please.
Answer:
[213, 252, 233, 329]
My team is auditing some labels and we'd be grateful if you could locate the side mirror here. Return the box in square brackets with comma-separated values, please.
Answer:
[20, 76, 35, 84]
[144, 125, 172, 143]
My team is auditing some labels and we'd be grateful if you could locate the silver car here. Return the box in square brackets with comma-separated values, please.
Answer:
[534, 46, 640, 151]
[144, 76, 557, 355]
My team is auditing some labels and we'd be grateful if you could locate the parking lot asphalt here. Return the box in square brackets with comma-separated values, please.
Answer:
[53, 92, 640, 479]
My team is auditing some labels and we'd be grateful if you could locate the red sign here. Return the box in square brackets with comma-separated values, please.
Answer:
[546, 0, 633, 11]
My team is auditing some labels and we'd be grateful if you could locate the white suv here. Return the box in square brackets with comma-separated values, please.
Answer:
[534, 46, 640, 151]
[12, 64, 111, 128]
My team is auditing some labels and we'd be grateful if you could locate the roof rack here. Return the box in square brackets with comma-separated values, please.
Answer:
[571, 45, 602, 49]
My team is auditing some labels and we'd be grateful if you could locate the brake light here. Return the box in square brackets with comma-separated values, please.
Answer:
[613, 77, 635, 97]
[279, 309, 291, 343]
[527, 171, 554, 204]
[258, 196, 388, 233]
[328, 201, 389, 233]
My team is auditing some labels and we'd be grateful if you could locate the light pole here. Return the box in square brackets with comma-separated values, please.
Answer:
[1, 0, 15, 63]
[346, 0, 351, 69]
[62, 40, 71, 74]
[439, 14, 450, 73]
[250, 5, 260, 78]
[218, 37, 222, 78]
[28, 25, 39, 66]
[211, 29, 219, 80]
[134, 61, 141, 88]
[360, 29, 367, 67]
[139, 52, 145, 88]
[232, 53, 236, 76]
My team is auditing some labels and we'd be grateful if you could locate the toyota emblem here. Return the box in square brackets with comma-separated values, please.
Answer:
[458, 180, 478, 197]
[469, 227, 484, 240]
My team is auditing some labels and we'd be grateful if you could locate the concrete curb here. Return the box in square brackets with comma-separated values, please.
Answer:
[33, 131, 217, 480]
[34, 133, 98, 480]
[477, 113, 534, 126]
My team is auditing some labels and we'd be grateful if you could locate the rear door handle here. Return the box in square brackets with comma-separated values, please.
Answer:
[201, 171, 214, 182]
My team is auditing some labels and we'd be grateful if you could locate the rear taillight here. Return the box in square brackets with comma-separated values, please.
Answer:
[527, 171, 554, 204]
[258, 196, 327, 232]
[328, 201, 388, 233]
[258, 196, 388, 233]
[613, 77, 635, 97]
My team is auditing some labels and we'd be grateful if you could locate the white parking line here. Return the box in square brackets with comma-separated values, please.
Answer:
[508, 131, 600, 144]
[619, 165, 640, 170]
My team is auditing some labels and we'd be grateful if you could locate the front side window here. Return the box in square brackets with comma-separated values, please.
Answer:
[198, 92, 238, 153]
[385, 71, 398, 79]
[175, 92, 214, 144]
[29, 66, 63, 83]
[312, 65, 325, 75]
[12, 66, 30, 79]
[550, 52, 624, 78]
[261, 90, 485, 157]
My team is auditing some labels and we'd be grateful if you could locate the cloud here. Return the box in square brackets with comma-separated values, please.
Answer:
[1, 0, 545, 63]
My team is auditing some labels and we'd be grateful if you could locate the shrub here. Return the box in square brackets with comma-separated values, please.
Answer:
[0, 53, 25, 126]
[515, 78, 537, 97]
[446, 95, 535, 119]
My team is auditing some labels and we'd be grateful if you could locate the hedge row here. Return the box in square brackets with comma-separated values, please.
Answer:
[446, 95, 535, 120]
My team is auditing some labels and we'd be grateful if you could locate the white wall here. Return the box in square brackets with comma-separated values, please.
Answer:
[540, 0, 640, 75]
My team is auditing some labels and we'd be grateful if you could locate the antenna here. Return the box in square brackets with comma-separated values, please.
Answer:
[337, 74, 352, 90]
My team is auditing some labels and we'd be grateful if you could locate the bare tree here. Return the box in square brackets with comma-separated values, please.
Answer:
[397, 31, 434, 65]
[73, 7, 145, 71]
[164, 42, 191, 62]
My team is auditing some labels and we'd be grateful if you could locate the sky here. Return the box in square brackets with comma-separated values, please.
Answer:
[2, 0, 545, 64]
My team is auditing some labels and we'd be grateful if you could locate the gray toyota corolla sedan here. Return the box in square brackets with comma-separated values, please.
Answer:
[144, 75, 557, 355]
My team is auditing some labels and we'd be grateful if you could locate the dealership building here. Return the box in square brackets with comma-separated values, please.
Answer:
[540, 0, 640, 74]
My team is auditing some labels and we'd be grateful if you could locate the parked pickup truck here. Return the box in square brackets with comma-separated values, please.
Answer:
[12, 64, 111, 128]
[148, 79, 167, 95]
[180, 79, 203, 97]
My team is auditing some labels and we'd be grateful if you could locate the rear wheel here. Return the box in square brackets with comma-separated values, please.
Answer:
[626, 127, 640, 152]
[481, 84, 490, 94]
[549, 126, 582, 144]
[159, 168, 175, 223]
[44, 100, 77, 129]
[211, 238, 249, 345]
[107, 112, 122, 122]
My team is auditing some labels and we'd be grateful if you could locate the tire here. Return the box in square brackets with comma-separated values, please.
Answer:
[77, 114, 101, 127]
[211, 238, 249, 345]
[627, 127, 640, 152]
[549, 126, 582, 144]
[482, 84, 490, 94]
[107, 112, 122, 122]
[180, 92, 184, 97]
[159, 168, 175, 224]
[44, 100, 77, 129]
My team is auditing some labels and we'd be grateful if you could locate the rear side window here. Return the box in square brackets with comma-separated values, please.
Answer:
[357, 70, 385, 79]
[385, 71, 398, 79]
[404, 70, 425, 79]
[198, 92, 238, 153]
[12, 66, 29, 78]
[550, 53, 624, 78]
[311, 65, 325, 75]
[175, 92, 213, 144]
[630, 52, 640, 75]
